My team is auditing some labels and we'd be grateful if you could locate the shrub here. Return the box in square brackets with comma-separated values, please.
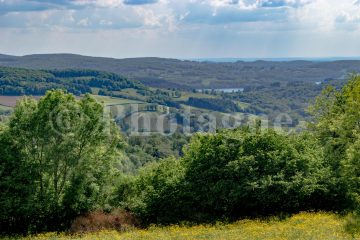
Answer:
[118, 128, 335, 225]
[70, 209, 138, 233]
[115, 157, 186, 225]
[179, 128, 332, 221]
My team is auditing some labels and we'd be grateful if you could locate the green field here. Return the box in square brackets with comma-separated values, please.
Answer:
[114, 88, 147, 101]
[0, 105, 12, 111]
[90, 95, 144, 106]
[7, 213, 358, 240]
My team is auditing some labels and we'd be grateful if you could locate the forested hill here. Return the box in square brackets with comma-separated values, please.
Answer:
[1, 54, 360, 89]
[0, 67, 143, 96]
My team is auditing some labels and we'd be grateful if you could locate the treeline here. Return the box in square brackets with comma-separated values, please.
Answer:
[0, 67, 143, 96]
[147, 89, 182, 108]
[185, 97, 241, 113]
[227, 78, 345, 120]
[2, 75, 360, 235]
[0, 66, 183, 109]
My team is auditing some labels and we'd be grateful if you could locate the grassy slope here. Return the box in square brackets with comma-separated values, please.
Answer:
[10, 213, 358, 240]
[90, 95, 144, 106]
[0, 105, 12, 111]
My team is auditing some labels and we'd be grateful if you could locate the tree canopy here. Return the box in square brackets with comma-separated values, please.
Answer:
[0, 90, 124, 233]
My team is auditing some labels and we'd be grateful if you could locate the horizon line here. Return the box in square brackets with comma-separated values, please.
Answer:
[2, 53, 360, 62]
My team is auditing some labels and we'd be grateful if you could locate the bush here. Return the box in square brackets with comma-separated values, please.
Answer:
[70, 209, 138, 233]
[179, 128, 332, 221]
[117, 128, 335, 225]
[115, 158, 185, 225]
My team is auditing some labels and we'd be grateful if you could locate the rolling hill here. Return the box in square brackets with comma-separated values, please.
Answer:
[0, 53, 360, 89]
[1, 54, 359, 127]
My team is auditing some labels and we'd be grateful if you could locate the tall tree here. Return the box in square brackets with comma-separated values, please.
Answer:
[309, 74, 360, 209]
[0, 90, 124, 233]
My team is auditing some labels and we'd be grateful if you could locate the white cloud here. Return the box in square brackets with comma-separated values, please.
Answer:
[74, 0, 122, 7]
[77, 18, 89, 26]
[289, 0, 360, 31]
[1, 0, 360, 58]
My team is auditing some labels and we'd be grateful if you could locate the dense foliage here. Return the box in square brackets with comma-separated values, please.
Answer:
[0, 90, 124, 234]
[0, 65, 349, 126]
[2, 74, 360, 235]
[1, 54, 357, 122]
[309, 74, 360, 209]
[0, 54, 357, 90]
[227, 78, 345, 121]
[0, 67, 184, 109]
[185, 97, 241, 113]
[116, 128, 336, 224]
[124, 134, 189, 171]
[114, 75, 360, 225]
[0, 67, 142, 96]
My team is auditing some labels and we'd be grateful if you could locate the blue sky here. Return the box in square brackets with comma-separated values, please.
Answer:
[1, 0, 360, 58]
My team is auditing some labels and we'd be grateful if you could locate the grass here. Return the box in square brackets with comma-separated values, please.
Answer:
[0, 104, 12, 111]
[90, 95, 144, 106]
[116, 89, 147, 100]
[0, 96, 43, 108]
[6, 212, 359, 240]
[0, 96, 24, 107]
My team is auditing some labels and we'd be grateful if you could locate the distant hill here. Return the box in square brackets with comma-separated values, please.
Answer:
[0, 66, 143, 96]
[1, 54, 360, 89]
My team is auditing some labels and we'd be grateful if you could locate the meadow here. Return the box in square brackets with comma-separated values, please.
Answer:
[0, 104, 12, 111]
[90, 94, 144, 106]
[5, 213, 357, 240]
[0, 96, 30, 107]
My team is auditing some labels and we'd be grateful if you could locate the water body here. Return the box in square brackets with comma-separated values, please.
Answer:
[197, 88, 244, 93]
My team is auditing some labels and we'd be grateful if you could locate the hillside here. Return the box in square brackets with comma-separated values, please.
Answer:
[0, 54, 356, 123]
[0, 63, 351, 126]
[0, 66, 261, 135]
[0, 54, 359, 89]
[0, 67, 143, 96]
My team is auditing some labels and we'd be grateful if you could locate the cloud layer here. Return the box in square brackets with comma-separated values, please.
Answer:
[1, 0, 360, 58]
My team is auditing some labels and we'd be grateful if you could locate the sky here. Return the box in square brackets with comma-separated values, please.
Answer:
[1, 0, 360, 58]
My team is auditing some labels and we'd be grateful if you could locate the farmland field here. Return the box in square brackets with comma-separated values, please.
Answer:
[0, 95, 42, 107]
[0, 104, 12, 111]
[6, 213, 358, 240]
[0, 96, 26, 107]
[91, 94, 144, 106]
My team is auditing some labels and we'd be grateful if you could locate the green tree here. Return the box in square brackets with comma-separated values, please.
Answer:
[118, 128, 331, 225]
[309, 74, 360, 209]
[0, 123, 38, 234]
[114, 157, 185, 225]
[180, 128, 330, 221]
[0, 90, 124, 233]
